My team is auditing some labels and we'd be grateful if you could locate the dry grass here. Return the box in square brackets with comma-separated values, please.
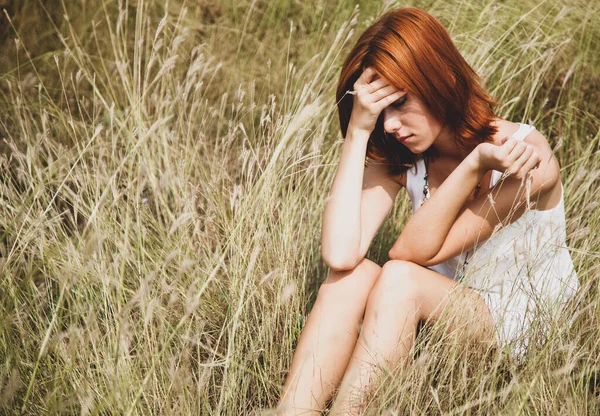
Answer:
[0, 0, 599, 414]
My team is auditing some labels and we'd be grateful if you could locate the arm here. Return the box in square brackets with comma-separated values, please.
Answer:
[388, 130, 557, 266]
[322, 69, 405, 270]
[322, 133, 403, 271]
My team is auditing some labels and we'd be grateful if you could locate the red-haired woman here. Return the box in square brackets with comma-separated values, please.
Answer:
[277, 7, 579, 415]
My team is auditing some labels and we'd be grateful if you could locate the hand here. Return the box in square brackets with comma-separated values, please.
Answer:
[347, 67, 406, 136]
[475, 137, 542, 180]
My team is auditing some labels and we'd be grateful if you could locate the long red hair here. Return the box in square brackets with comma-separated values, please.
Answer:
[336, 7, 498, 175]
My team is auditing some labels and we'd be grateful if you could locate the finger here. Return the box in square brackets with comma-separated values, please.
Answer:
[356, 67, 376, 86]
[372, 85, 401, 101]
[374, 90, 407, 111]
[501, 138, 520, 157]
[358, 81, 394, 99]
[518, 153, 541, 180]
[497, 139, 521, 172]
[506, 141, 529, 164]
[510, 146, 534, 178]
[356, 85, 398, 107]
[366, 77, 389, 93]
[525, 152, 541, 172]
[365, 75, 400, 96]
[502, 143, 529, 177]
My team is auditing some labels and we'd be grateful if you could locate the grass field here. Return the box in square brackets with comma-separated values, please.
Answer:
[1, 0, 599, 414]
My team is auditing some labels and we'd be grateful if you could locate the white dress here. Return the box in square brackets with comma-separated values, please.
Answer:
[405, 123, 580, 353]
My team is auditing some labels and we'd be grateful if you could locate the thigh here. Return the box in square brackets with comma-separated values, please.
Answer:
[374, 260, 496, 343]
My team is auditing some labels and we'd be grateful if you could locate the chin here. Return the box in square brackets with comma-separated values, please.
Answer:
[401, 142, 419, 152]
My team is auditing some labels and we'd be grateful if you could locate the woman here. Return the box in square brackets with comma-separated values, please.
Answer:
[276, 7, 579, 415]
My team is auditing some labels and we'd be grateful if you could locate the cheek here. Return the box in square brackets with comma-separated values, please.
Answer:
[430, 121, 443, 137]
[422, 113, 442, 136]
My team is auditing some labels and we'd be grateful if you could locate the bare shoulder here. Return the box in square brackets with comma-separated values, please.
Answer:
[491, 118, 553, 153]
[489, 118, 521, 144]
[364, 160, 406, 189]
[492, 118, 562, 207]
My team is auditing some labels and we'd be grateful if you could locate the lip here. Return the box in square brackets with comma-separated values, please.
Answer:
[397, 134, 413, 143]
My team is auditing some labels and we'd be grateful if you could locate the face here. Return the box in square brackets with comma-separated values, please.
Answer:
[382, 92, 443, 154]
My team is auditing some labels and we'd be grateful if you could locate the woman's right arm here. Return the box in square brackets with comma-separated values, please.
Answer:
[321, 69, 405, 271]
[321, 145, 403, 271]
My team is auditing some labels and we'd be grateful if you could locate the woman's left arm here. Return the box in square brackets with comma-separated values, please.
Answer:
[388, 131, 559, 266]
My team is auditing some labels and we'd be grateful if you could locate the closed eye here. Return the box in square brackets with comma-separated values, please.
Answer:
[390, 94, 408, 108]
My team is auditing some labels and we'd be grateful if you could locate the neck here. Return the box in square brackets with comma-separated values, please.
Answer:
[429, 126, 474, 163]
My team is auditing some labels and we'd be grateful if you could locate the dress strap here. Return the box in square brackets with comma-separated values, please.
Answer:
[511, 123, 536, 141]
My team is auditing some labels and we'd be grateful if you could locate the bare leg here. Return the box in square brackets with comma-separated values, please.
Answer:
[330, 260, 495, 415]
[277, 259, 382, 415]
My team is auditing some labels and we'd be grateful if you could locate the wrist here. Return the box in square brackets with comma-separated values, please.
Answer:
[345, 125, 372, 143]
[467, 146, 487, 179]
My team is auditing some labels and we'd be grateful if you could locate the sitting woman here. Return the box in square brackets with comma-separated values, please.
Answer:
[277, 7, 579, 415]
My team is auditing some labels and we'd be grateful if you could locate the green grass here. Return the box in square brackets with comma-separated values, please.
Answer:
[0, 0, 599, 414]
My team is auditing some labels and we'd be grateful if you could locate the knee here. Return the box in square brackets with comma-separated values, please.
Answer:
[369, 260, 422, 302]
[316, 258, 381, 304]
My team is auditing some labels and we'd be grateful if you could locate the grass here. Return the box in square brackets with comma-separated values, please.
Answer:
[0, 0, 599, 414]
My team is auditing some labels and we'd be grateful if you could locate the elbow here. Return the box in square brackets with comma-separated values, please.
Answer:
[388, 241, 410, 262]
[322, 253, 360, 272]
[388, 246, 433, 266]
[321, 238, 362, 271]
[388, 235, 416, 262]
[388, 247, 407, 262]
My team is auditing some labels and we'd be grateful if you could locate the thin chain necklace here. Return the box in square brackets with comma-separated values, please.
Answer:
[420, 157, 480, 277]
[421, 157, 481, 206]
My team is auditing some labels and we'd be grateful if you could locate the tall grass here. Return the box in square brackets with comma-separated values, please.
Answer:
[0, 0, 599, 414]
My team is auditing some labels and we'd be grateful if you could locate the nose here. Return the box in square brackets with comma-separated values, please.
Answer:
[382, 108, 402, 134]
